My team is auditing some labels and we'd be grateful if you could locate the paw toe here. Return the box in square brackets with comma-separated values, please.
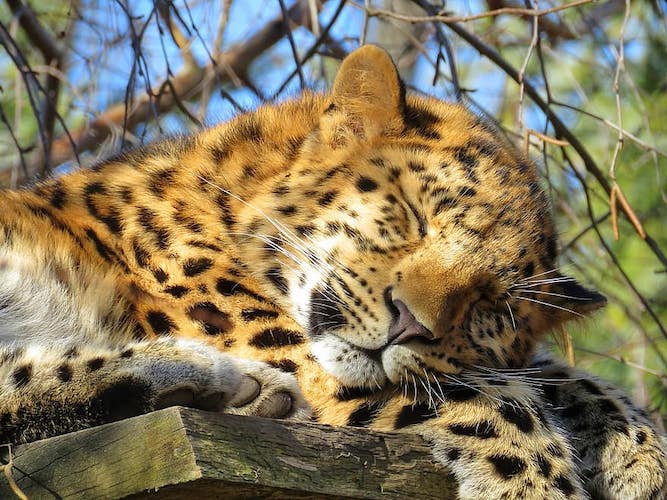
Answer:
[155, 386, 196, 409]
[229, 375, 261, 408]
[256, 392, 293, 418]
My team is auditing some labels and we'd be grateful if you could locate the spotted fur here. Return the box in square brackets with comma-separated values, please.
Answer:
[0, 46, 664, 499]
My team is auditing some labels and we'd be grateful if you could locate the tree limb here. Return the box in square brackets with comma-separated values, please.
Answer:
[9, 0, 319, 183]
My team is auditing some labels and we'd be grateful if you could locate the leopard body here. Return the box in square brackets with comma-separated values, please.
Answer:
[0, 46, 664, 499]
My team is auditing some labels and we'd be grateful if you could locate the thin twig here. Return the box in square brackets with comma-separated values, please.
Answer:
[410, 3, 667, 271]
[608, 0, 630, 180]
[278, 0, 306, 89]
[7, 0, 317, 184]
[1, 444, 28, 500]
[366, 0, 596, 24]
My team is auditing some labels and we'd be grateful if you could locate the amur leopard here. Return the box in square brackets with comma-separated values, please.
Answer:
[0, 45, 664, 499]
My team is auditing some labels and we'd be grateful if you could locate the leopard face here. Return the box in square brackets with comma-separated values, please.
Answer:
[235, 47, 605, 389]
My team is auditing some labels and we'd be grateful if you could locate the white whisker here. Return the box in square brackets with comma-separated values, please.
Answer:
[517, 295, 584, 317]
[513, 289, 591, 301]
[505, 300, 516, 331]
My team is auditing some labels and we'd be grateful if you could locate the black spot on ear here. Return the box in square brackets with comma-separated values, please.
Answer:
[12, 365, 32, 388]
[356, 176, 378, 192]
[488, 454, 526, 479]
[249, 328, 304, 348]
[146, 311, 176, 335]
[447, 448, 461, 461]
[449, 421, 497, 439]
[394, 402, 438, 429]
[402, 104, 441, 140]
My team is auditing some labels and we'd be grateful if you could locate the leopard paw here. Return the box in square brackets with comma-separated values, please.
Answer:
[148, 340, 309, 419]
[224, 359, 311, 420]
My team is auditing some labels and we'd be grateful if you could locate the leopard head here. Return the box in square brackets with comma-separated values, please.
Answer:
[249, 46, 606, 389]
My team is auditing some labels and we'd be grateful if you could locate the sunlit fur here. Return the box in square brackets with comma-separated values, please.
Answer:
[0, 46, 663, 499]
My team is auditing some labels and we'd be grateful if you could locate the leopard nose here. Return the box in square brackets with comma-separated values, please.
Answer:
[384, 288, 434, 345]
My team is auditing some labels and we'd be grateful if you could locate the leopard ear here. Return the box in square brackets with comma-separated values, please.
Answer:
[547, 276, 607, 321]
[322, 45, 405, 147]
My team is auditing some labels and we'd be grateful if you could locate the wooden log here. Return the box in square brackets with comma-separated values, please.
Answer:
[0, 407, 455, 499]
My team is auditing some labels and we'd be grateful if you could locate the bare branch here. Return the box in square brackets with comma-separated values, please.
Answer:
[6, 0, 319, 183]
[5, 0, 63, 62]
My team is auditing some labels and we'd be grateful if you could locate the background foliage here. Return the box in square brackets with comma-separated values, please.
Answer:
[1, 0, 665, 419]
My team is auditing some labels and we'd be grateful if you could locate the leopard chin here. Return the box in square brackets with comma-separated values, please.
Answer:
[310, 335, 388, 388]
[309, 329, 465, 389]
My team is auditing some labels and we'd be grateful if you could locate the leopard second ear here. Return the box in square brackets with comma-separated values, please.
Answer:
[548, 276, 607, 321]
[322, 45, 405, 147]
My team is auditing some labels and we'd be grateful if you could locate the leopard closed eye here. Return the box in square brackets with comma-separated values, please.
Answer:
[0, 45, 664, 499]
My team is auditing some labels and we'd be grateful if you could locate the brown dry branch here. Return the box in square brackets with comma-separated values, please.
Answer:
[6, 0, 321, 184]
[1, 445, 28, 500]
[6, 0, 69, 176]
[522, 129, 569, 157]
[610, 183, 647, 241]
[365, 0, 596, 25]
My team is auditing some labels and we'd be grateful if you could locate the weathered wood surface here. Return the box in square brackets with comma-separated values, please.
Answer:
[0, 407, 455, 499]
